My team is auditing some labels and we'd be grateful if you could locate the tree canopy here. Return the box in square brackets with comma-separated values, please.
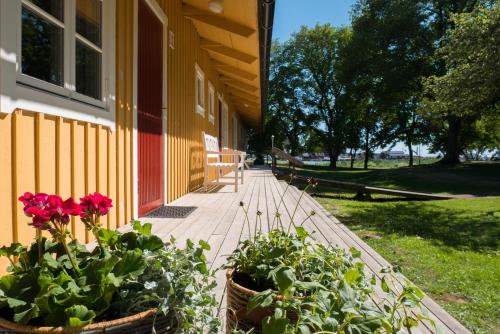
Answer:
[254, 0, 499, 167]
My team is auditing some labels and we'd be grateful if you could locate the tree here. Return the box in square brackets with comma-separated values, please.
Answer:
[290, 25, 352, 168]
[344, 0, 434, 167]
[265, 41, 308, 156]
[421, 3, 500, 163]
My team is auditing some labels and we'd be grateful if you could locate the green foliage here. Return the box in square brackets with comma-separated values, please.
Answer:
[265, 41, 309, 156]
[0, 223, 218, 332]
[421, 3, 500, 160]
[308, 162, 500, 333]
[227, 229, 430, 333]
[343, 0, 437, 167]
[319, 196, 500, 333]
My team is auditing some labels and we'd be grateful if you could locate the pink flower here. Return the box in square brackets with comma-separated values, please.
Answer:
[32, 214, 50, 229]
[45, 196, 81, 225]
[19, 192, 82, 230]
[18, 192, 34, 206]
[80, 192, 113, 218]
[62, 198, 82, 216]
[19, 192, 48, 214]
[24, 206, 51, 230]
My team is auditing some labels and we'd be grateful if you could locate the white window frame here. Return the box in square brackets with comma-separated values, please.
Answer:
[0, 0, 116, 129]
[195, 63, 205, 117]
[207, 81, 215, 124]
[222, 101, 229, 148]
[232, 114, 238, 149]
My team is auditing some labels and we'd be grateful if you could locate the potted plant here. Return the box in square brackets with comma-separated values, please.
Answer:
[0, 192, 219, 333]
[225, 178, 435, 333]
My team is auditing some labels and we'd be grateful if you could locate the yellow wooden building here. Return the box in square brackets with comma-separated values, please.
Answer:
[0, 0, 275, 269]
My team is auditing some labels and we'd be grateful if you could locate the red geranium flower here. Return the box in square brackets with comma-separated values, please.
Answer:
[19, 192, 82, 229]
[80, 192, 113, 218]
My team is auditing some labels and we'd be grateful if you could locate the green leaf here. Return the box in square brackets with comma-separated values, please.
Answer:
[345, 268, 362, 285]
[113, 249, 147, 280]
[247, 289, 274, 312]
[43, 253, 60, 269]
[269, 247, 285, 258]
[0, 243, 26, 258]
[262, 315, 289, 334]
[132, 221, 152, 236]
[271, 266, 295, 293]
[381, 276, 390, 293]
[0, 295, 26, 309]
[13, 304, 39, 324]
[137, 234, 164, 252]
[350, 247, 361, 258]
[295, 226, 309, 239]
[294, 281, 327, 291]
[65, 305, 96, 327]
[199, 240, 211, 251]
[98, 229, 120, 247]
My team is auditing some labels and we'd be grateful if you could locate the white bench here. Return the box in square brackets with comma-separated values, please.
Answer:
[202, 132, 246, 192]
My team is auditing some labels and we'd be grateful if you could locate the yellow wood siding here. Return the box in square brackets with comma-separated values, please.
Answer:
[162, 0, 242, 202]
[0, 0, 253, 269]
[0, 2, 134, 259]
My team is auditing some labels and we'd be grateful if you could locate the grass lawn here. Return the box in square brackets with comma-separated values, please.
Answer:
[285, 162, 500, 333]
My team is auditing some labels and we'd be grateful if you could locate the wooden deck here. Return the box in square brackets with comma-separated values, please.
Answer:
[129, 167, 470, 334]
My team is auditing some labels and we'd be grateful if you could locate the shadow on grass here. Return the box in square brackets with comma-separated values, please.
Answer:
[312, 193, 426, 202]
[340, 201, 500, 251]
[289, 162, 500, 196]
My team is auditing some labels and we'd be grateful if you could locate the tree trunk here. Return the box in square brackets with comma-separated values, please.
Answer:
[441, 115, 461, 164]
[328, 146, 337, 169]
[349, 147, 354, 168]
[407, 139, 414, 167]
[363, 131, 370, 170]
[351, 148, 357, 169]
[330, 153, 339, 169]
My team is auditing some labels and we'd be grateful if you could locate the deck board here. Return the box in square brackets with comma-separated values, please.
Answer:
[131, 167, 470, 334]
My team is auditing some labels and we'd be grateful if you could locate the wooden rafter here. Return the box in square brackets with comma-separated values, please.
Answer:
[200, 38, 257, 64]
[221, 76, 258, 93]
[227, 87, 260, 101]
[212, 60, 258, 81]
[183, 4, 256, 37]
[230, 95, 260, 107]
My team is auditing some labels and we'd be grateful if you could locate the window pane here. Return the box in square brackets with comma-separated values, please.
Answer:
[76, 0, 102, 47]
[197, 79, 203, 107]
[76, 41, 101, 100]
[22, 7, 64, 86]
[26, 0, 64, 21]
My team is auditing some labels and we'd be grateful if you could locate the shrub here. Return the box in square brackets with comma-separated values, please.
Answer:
[0, 192, 219, 333]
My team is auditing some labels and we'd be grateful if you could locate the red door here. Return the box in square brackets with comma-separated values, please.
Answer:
[138, 0, 163, 216]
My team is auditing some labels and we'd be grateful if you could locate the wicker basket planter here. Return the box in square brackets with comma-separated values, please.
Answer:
[226, 270, 299, 333]
[0, 309, 177, 334]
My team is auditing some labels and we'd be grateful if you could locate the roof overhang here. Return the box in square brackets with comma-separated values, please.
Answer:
[182, 0, 275, 129]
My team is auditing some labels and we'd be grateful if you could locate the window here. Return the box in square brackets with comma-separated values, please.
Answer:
[221, 102, 228, 147]
[75, 0, 102, 100]
[233, 115, 238, 149]
[21, 1, 64, 87]
[195, 64, 205, 116]
[208, 81, 215, 124]
[0, 0, 115, 128]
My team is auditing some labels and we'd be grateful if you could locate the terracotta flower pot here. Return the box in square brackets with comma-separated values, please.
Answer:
[0, 309, 177, 334]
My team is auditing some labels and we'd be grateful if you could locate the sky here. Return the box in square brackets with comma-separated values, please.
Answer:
[271, 0, 434, 156]
[273, 0, 355, 41]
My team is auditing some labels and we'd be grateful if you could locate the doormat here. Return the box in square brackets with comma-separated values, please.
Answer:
[144, 206, 197, 218]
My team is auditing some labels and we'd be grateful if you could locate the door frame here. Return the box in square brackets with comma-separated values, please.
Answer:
[132, 0, 168, 218]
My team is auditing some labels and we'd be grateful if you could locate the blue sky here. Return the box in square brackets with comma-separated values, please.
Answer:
[272, 0, 433, 156]
[273, 0, 355, 41]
